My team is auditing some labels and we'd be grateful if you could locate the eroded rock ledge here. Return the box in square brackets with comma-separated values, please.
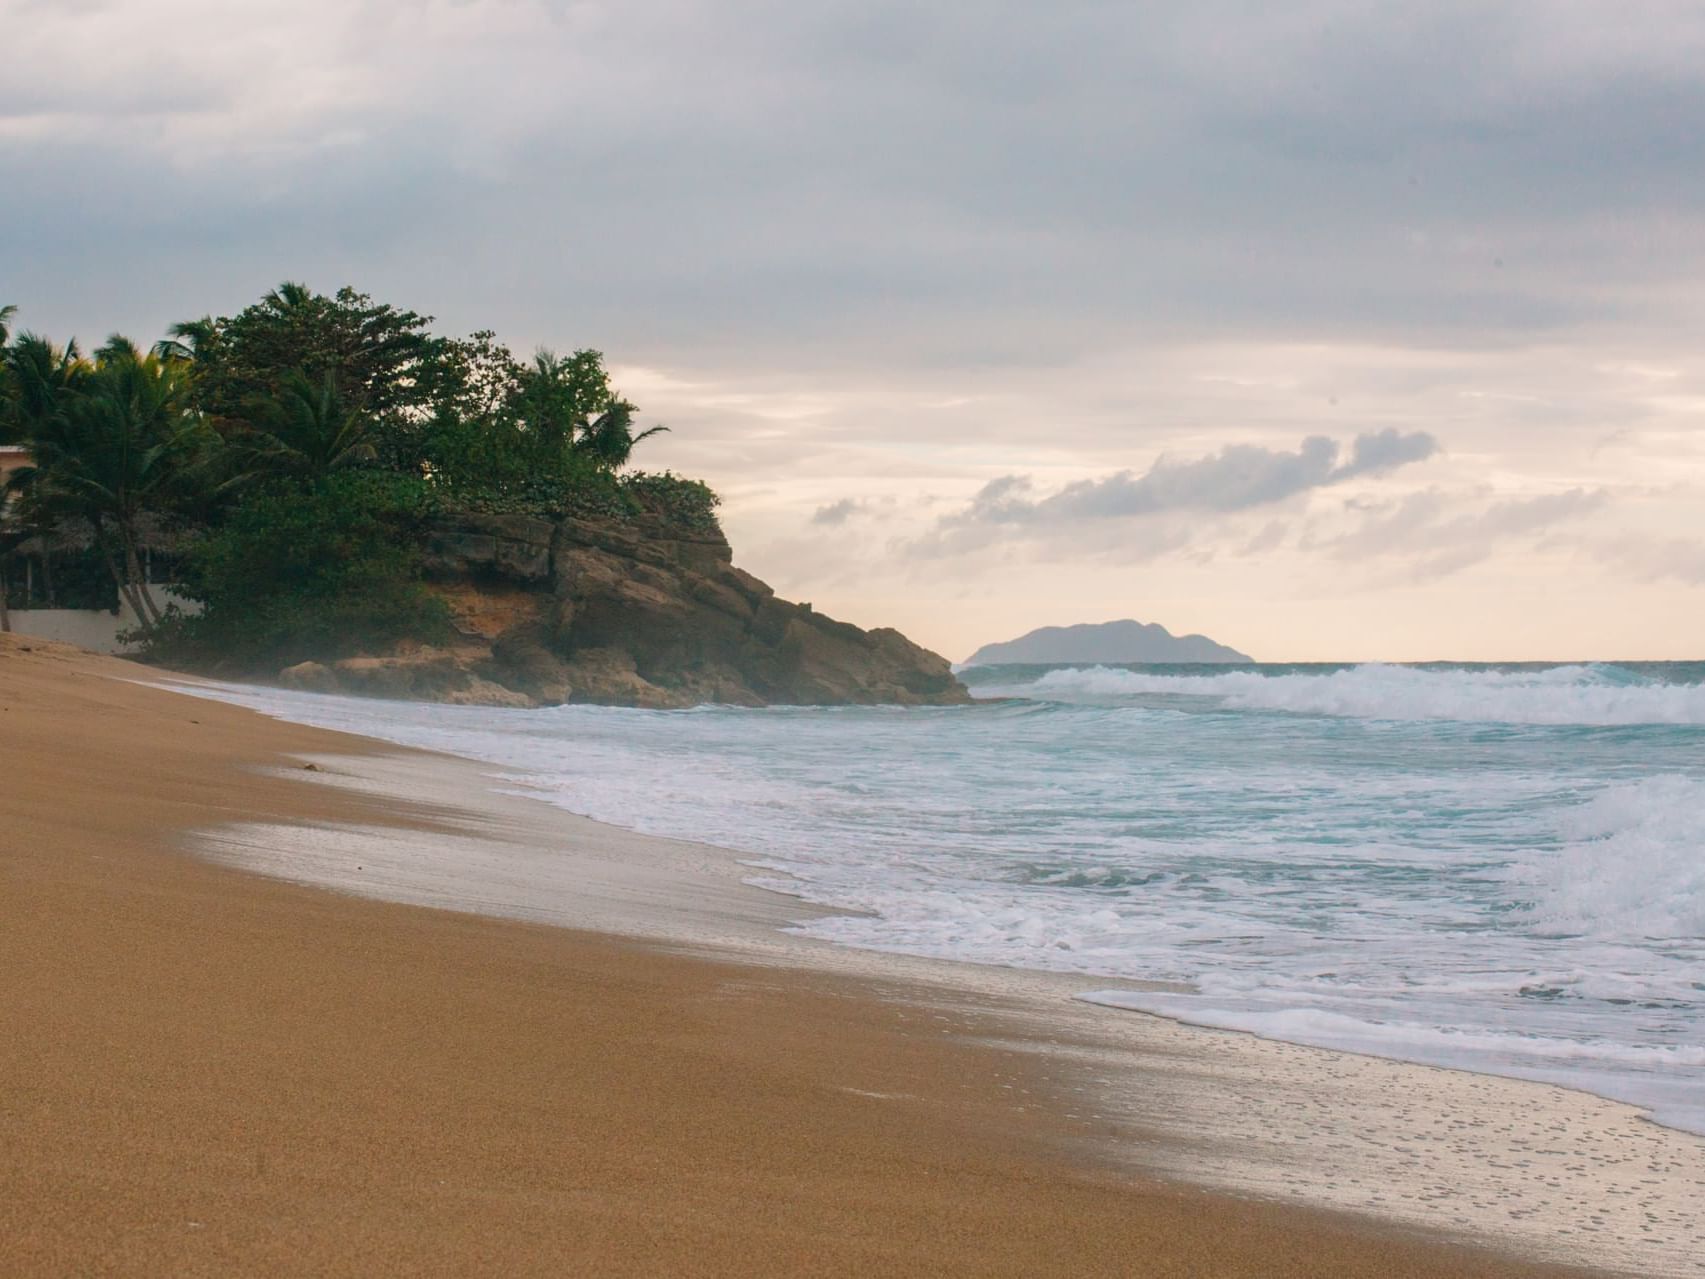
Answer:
[278, 511, 969, 708]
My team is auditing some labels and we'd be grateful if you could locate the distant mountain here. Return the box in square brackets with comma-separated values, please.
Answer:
[963, 619, 1252, 667]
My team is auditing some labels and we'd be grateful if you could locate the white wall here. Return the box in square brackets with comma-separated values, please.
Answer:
[4, 588, 200, 654]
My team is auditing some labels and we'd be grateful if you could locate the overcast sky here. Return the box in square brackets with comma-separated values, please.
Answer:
[6, 0, 1704, 659]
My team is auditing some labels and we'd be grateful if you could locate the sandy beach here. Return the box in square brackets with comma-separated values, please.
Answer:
[0, 634, 1653, 1276]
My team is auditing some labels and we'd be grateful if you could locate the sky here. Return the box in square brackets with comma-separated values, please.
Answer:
[5, 0, 1705, 661]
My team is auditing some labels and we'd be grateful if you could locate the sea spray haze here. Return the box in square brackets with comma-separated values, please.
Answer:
[198, 661, 1705, 1134]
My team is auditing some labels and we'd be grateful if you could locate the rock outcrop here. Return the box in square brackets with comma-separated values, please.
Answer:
[277, 511, 969, 709]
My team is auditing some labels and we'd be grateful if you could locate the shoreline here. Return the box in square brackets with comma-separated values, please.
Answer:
[0, 636, 1679, 1276]
[166, 666, 1705, 1145]
[194, 744, 1705, 1278]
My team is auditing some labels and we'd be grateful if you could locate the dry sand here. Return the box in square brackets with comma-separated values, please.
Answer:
[1, 634, 1595, 1276]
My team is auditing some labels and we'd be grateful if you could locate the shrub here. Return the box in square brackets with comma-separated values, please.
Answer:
[147, 471, 451, 668]
[622, 471, 722, 534]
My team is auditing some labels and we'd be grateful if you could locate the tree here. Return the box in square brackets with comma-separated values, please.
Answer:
[2, 283, 696, 660]
[236, 370, 377, 480]
[152, 316, 218, 364]
[574, 401, 668, 469]
[513, 348, 666, 469]
[6, 341, 206, 629]
[421, 328, 524, 428]
[0, 304, 16, 452]
[2, 326, 91, 625]
[176, 283, 442, 467]
[0, 308, 12, 629]
[160, 470, 449, 666]
[2, 331, 88, 438]
[513, 349, 615, 456]
[1, 305, 18, 628]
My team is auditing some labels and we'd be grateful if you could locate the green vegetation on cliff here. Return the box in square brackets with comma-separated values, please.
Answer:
[1, 283, 711, 664]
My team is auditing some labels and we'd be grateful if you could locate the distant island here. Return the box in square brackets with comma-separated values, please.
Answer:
[963, 619, 1252, 666]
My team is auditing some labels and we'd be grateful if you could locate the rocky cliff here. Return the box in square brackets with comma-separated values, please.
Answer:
[278, 511, 969, 708]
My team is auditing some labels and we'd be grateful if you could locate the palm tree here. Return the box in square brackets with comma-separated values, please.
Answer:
[3, 332, 89, 429]
[2, 330, 91, 626]
[513, 350, 583, 457]
[515, 349, 667, 470]
[573, 402, 668, 469]
[1, 305, 17, 628]
[152, 316, 217, 364]
[237, 369, 377, 480]
[1, 306, 18, 483]
[6, 342, 203, 629]
[264, 281, 315, 312]
[93, 333, 146, 366]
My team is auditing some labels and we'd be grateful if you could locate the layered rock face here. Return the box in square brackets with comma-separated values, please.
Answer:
[279, 511, 969, 709]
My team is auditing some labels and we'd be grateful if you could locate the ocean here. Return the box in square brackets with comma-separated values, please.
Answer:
[199, 661, 1705, 1136]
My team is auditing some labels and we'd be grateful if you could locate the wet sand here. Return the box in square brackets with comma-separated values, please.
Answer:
[0, 635, 1595, 1276]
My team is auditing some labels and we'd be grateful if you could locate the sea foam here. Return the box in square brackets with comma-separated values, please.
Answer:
[1010, 661, 1705, 725]
[180, 660, 1705, 1135]
[1511, 773, 1705, 941]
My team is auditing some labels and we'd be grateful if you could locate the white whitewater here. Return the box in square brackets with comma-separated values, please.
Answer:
[169, 661, 1705, 1275]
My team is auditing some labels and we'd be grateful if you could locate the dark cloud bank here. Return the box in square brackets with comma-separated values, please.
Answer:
[9, 2, 1705, 366]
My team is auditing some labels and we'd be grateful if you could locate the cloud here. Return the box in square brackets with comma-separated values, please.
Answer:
[1239, 519, 1289, 555]
[1592, 535, 1705, 586]
[1334, 427, 1443, 479]
[12, 2, 1705, 369]
[940, 430, 1439, 530]
[1314, 486, 1607, 580]
[5, 0, 1705, 657]
[811, 497, 864, 525]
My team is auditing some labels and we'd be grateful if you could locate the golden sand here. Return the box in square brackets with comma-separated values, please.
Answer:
[0, 635, 1580, 1276]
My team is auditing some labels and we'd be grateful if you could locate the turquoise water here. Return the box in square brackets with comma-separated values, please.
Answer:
[203, 661, 1705, 1133]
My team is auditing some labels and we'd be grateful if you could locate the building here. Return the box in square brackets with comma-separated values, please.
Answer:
[1, 445, 200, 651]
[0, 444, 27, 487]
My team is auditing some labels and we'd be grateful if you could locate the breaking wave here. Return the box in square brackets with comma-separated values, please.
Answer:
[998, 662, 1705, 726]
[181, 660, 1705, 1135]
